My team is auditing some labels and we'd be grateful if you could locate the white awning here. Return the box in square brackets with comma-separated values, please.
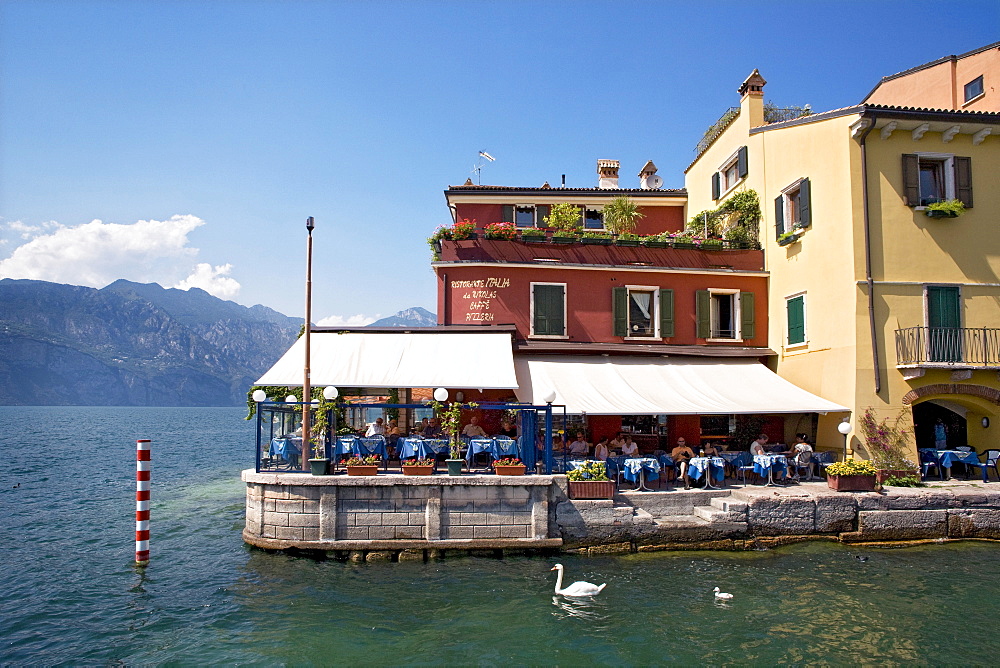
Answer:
[256, 331, 518, 389]
[513, 355, 848, 415]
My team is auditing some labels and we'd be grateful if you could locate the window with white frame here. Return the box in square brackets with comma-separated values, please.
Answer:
[502, 204, 550, 228]
[696, 289, 754, 341]
[626, 287, 657, 338]
[712, 146, 748, 199]
[530, 282, 566, 337]
[901, 153, 973, 208]
[964, 75, 984, 104]
[786, 293, 806, 346]
[514, 205, 536, 227]
[775, 178, 811, 237]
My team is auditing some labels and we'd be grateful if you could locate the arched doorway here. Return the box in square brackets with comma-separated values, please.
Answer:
[912, 400, 967, 450]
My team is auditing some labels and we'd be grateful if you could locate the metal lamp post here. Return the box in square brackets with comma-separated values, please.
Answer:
[302, 216, 315, 471]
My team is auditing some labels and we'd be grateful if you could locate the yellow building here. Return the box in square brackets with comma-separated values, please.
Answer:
[685, 66, 1000, 462]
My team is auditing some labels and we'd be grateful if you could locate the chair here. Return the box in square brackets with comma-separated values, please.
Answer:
[657, 454, 678, 488]
[790, 451, 817, 481]
[812, 451, 834, 477]
[606, 456, 627, 492]
[919, 449, 944, 481]
[733, 452, 756, 486]
[984, 449, 1000, 481]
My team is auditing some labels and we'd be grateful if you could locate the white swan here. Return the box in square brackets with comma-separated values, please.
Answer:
[713, 586, 733, 600]
[550, 564, 606, 597]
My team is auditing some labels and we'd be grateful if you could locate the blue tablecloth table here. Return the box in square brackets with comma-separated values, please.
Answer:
[936, 449, 988, 481]
[753, 454, 787, 486]
[418, 439, 451, 459]
[689, 456, 726, 488]
[623, 457, 660, 491]
[268, 437, 301, 466]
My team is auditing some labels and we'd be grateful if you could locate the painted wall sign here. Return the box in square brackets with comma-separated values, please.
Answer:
[451, 277, 511, 322]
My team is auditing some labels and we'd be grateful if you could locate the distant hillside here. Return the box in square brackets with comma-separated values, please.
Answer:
[0, 279, 300, 406]
[367, 307, 437, 327]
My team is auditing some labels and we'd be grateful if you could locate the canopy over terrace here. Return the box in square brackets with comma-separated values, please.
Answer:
[255, 328, 519, 390]
[512, 355, 848, 415]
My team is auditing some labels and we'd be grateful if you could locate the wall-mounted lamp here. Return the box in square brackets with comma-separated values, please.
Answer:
[982, 417, 990, 429]
[433, 387, 449, 402]
[456, 391, 465, 402]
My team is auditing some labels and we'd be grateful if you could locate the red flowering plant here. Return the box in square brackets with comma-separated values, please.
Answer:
[484, 221, 517, 240]
[401, 458, 435, 467]
[493, 457, 523, 467]
[344, 455, 381, 466]
[452, 218, 477, 240]
[859, 407, 915, 471]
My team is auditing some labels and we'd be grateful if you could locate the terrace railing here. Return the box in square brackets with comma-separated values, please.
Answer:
[895, 327, 1000, 367]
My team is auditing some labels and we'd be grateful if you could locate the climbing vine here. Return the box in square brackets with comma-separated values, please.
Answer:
[687, 189, 761, 249]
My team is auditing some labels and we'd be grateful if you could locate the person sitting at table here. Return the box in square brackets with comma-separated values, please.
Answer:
[462, 416, 488, 439]
[621, 436, 639, 458]
[423, 417, 443, 438]
[497, 419, 518, 439]
[610, 432, 627, 454]
[365, 417, 385, 437]
[780, 433, 813, 481]
[594, 437, 610, 462]
[703, 441, 721, 457]
[671, 437, 695, 489]
[749, 434, 768, 455]
[385, 419, 401, 456]
[568, 432, 590, 458]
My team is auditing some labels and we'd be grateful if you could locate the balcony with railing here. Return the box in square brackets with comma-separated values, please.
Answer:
[895, 327, 1000, 368]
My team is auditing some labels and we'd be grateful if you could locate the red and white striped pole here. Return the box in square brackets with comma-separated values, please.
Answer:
[135, 439, 151, 567]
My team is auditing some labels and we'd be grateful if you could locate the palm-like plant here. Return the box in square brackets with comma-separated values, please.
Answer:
[602, 196, 644, 235]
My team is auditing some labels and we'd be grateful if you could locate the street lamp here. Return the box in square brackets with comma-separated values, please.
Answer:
[252, 389, 267, 403]
[433, 387, 449, 402]
[838, 418, 852, 461]
[302, 216, 315, 471]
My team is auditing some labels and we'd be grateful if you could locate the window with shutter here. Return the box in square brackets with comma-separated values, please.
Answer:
[740, 292, 755, 340]
[536, 204, 551, 227]
[612, 286, 627, 337]
[696, 290, 711, 339]
[798, 178, 811, 226]
[717, 147, 748, 195]
[531, 283, 566, 337]
[786, 295, 805, 345]
[954, 156, 973, 208]
[659, 289, 674, 338]
[776, 178, 811, 238]
[737, 146, 748, 179]
[502, 204, 514, 223]
[712, 172, 721, 200]
[903, 153, 971, 208]
[774, 195, 785, 237]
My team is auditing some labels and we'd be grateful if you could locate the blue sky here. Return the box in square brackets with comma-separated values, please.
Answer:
[1, 0, 996, 324]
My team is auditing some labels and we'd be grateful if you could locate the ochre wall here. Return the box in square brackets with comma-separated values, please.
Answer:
[865, 46, 1000, 112]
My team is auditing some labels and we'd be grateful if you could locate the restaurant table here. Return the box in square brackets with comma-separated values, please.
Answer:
[353, 436, 388, 462]
[268, 437, 301, 466]
[623, 457, 660, 491]
[466, 438, 495, 464]
[936, 449, 988, 481]
[396, 438, 423, 460]
[752, 454, 787, 486]
[418, 439, 451, 459]
[688, 456, 726, 489]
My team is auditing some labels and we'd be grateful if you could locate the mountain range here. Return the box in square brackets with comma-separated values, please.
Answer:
[0, 279, 436, 406]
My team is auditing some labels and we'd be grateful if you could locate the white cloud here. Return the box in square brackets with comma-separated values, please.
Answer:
[0, 215, 241, 299]
[316, 313, 381, 327]
[174, 263, 241, 299]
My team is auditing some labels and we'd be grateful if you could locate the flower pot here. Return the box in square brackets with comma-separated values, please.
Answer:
[494, 464, 526, 476]
[925, 209, 958, 218]
[446, 459, 465, 476]
[309, 459, 329, 475]
[614, 239, 641, 247]
[581, 237, 613, 245]
[402, 465, 435, 476]
[826, 474, 877, 491]
[643, 240, 668, 248]
[520, 235, 547, 243]
[877, 469, 920, 484]
[568, 480, 615, 499]
[346, 465, 379, 476]
[551, 236, 578, 244]
[672, 242, 696, 249]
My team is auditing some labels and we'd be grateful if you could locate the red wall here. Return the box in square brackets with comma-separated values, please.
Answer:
[453, 203, 686, 235]
[438, 264, 768, 346]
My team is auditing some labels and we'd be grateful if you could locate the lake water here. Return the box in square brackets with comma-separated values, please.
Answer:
[1, 406, 997, 665]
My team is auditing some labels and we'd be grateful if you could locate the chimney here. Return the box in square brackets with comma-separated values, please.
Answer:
[738, 68, 766, 128]
[638, 160, 657, 182]
[597, 159, 620, 189]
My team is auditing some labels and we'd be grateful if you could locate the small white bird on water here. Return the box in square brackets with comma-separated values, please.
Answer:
[550, 564, 606, 597]
[713, 587, 733, 600]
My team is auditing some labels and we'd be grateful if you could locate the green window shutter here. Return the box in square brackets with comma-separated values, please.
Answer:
[787, 296, 805, 345]
[696, 290, 711, 339]
[659, 289, 674, 338]
[533, 284, 565, 336]
[740, 292, 755, 340]
[954, 157, 973, 208]
[711, 172, 721, 200]
[535, 204, 550, 227]
[798, 178, 811, 227]
[613, 287, 627, 337]
[502, 204, 514, 223]
[901, 154, 919, 206]
[737, 146, 748, 179]
[927, 286, 960, 329]
[774, 194, 785, 237]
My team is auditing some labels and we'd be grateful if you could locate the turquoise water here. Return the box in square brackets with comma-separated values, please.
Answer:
[1, 406, 998, 665]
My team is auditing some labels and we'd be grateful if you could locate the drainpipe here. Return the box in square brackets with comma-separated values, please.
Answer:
[859, 112, 881, 394]
[442, 272, 448, 325]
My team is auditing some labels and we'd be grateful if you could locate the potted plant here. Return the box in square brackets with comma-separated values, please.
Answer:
[859, 407, 920, 482]
[825, 458, 878, 491]
[431, 398, 478, 476]
[641, 233, 669, 249]
[484, 221, 518, 240]
[519, 227, 547, 242]
[545, 203, 582, 243]
[401, 458, 436, 476]
[452, 218, 478, 240]
[566, 460, 615, 498]
[493, 457, 526, 476]
[345, 454, 380, 476]
[308, 437, 328, 475]
[924, 199, 965, 218]
[602, 195, 644, 237]
[426, 225, 452, 260]
[581, 230, 613, 245]
[700, 238, 724, 250]
[614, 232, 641, 247]
[671, 234, 696, 249]
[777, 231, 798, 246]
